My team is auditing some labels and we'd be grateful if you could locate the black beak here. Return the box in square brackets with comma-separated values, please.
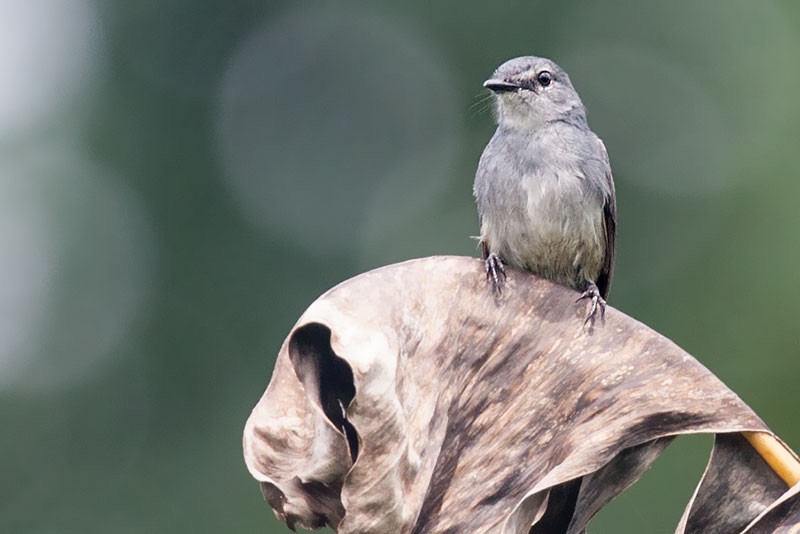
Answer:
[483, 79, 521, 93]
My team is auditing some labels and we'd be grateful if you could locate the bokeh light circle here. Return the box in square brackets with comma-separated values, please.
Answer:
[216, 5, 459, 257]
[0, 0, 104, 141]
[0, 147, 155, 392]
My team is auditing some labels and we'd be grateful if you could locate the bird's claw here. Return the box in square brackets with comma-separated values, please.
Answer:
[577, 284, 606, 325]
[484, 253, 506, 293]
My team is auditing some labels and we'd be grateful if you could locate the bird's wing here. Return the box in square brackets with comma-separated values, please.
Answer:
[595, 138, 616, 300]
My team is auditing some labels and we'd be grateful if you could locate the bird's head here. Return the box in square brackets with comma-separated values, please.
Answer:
[484, 56, 587, 131]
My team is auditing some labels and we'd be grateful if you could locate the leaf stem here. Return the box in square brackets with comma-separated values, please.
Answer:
[743, 431, 800, 487]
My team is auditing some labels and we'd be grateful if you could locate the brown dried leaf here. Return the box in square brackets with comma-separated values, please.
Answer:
[243, 256, 797, 533]
[743, 482, 800, 532]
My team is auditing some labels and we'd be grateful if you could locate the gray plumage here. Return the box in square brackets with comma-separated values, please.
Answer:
[474, 56, 616, 309]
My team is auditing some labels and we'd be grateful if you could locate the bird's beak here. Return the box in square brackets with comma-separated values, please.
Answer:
[483, 79, 520, 93]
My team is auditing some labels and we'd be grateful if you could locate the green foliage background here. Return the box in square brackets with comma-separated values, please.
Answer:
[2, 1, 799, 532]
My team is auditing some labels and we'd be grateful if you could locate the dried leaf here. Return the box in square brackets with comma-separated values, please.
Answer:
[743, 482, 800, 532]
[242, 256, 798, 533]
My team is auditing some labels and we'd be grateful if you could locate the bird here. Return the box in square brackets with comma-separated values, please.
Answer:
[473, 56, 616, 322]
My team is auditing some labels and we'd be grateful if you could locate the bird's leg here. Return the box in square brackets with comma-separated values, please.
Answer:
[485, 253, 506, 293]
[577, 283, 606, 324]
[480, 240, 506, 293]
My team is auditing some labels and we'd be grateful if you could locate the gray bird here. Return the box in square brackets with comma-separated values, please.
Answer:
[474, 56, 616, 321]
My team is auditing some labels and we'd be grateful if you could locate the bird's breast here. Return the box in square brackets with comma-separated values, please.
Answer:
[480, 165, 606, 289]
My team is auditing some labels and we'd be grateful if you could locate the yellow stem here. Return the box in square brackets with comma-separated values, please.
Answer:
[742, 431, 800, 487]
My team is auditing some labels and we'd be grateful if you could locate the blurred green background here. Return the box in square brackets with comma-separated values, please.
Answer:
[2, 0, 799, 532]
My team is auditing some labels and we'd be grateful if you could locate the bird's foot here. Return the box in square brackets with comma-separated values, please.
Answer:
[577, 283, 606, 325]
[484, 253, 506, 293]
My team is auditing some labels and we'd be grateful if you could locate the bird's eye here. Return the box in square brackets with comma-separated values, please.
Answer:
[537, 70, 553, 87]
